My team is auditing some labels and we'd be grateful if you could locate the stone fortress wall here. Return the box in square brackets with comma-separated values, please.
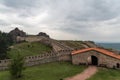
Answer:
[0, 50, 72, 70]
[1, 28, 100, 71]
[3, 28, 74, 71]
[17, 36, 45, 42]
[17, 35, 74, 52]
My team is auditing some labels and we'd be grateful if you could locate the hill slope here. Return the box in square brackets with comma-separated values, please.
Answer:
[59, 40, 98, 50]
[8, 42, 52, 57]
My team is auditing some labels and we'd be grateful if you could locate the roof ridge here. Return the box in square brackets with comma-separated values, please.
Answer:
[72, 48, 120, 60]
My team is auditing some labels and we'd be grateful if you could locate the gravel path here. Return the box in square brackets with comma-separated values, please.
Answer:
[65, 66, 97, 80]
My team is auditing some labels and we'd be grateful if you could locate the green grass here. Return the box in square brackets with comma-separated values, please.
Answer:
[88, 68, 120, 80]
[8, 42, 52, 57]
[0, 62, 86, 80]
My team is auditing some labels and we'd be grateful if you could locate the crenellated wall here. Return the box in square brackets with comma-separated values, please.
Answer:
[0, 50, 72, 70]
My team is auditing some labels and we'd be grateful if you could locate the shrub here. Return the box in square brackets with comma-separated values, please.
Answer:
[9, 53, 25, 79]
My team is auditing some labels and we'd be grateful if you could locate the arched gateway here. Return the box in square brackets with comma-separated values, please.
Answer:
[87, 55, 98, 65]
[91, 56, 98, 65]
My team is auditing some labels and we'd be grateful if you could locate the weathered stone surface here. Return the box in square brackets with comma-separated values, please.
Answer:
[39, 38, 51, 46]
[83, 41, 98, 48]
[37, 32, 50, 38]
[9, 28, 26, 42]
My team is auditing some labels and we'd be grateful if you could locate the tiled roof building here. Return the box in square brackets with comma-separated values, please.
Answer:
[72, 48, 120, 69]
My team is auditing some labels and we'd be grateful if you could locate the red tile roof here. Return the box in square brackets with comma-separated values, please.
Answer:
[72, 48, 120, 60]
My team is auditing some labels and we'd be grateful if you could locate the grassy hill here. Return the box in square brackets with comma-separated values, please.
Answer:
[0, 62, 86, 80]
[8, 42, 52, 57]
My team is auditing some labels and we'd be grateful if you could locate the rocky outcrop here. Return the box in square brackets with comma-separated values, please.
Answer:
[9, 28, 26, 42]
[37, 32, 50, 38]
[82, 41, 98, 48]
[59, 40, 98, 50]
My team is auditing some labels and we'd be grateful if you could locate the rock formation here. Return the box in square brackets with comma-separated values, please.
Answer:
[37, 32, 50, 38]
[9, 28, 26, 42]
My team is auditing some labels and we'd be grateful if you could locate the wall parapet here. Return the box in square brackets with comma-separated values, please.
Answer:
[0, 49, 72, 70]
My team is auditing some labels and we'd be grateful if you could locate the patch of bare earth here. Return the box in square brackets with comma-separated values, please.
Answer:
[65, 66, 97, 80]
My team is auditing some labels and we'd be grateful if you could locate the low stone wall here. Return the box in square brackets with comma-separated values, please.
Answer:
[0, 50, 72, 70]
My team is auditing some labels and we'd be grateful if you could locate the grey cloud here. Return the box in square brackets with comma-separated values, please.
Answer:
[3, 0, 120, 21]
[2, 0, 45, 17]
[0, 20, 8, 25]
[0, 0, 120, 42]
[3, 0, 38, 9]
[66, 0, 120, 21]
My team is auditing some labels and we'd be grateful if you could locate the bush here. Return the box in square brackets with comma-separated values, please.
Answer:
[9, 53, 25, 79]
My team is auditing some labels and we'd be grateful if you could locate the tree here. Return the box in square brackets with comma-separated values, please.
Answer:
[9, 53, 25, 79]
[0, 31, 13, 59]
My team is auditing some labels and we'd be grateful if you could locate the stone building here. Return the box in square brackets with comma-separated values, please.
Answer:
[72, 48, 120, 69]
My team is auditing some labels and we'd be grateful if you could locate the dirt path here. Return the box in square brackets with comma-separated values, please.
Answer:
[65, 66, 97, 80]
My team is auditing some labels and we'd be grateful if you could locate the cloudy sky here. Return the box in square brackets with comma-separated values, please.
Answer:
[0, 0, 120, 42]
